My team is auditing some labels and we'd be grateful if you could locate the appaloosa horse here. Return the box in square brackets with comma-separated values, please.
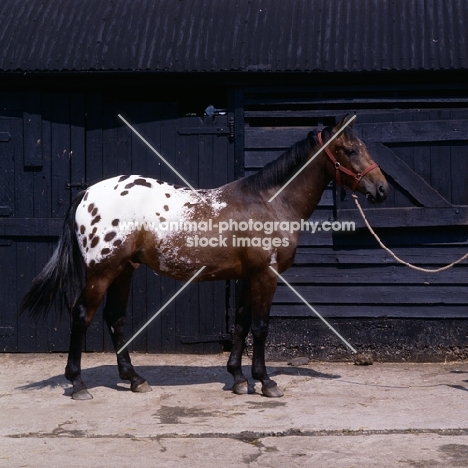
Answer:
[21, 115, 388, 399]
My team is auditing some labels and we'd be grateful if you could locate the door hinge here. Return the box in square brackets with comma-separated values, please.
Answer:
[0, 206, 12, 217]
[228, 116, 235, 141]
[0, 132, 11, 142]
[0, 327, 14, 337]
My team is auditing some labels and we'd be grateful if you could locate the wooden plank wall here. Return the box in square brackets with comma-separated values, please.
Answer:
[242, 105, 468, 321]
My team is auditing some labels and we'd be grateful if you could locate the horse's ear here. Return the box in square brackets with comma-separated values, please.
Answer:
[308, 130, 320, 145]
[332, 114, 354, 133]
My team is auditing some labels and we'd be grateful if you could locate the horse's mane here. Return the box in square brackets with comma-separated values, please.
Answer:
[240, 131, 316, 192]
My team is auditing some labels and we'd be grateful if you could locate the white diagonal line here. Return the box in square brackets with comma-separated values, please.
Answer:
[117, 266, 206, 354]
[269, 266, 357, 353]
[268, 115, 356, 202]
[118, 114, 203, 200]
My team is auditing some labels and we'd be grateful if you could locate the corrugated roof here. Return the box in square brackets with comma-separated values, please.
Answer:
[0, 0, 466, 73]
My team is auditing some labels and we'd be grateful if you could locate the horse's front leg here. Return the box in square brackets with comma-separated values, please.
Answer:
[103, 263, 151, 393]
[249, 268, 283, 398]
[227, 294, 252, 395]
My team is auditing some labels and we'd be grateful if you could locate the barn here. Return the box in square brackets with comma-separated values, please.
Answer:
[1, 0, 468, 361]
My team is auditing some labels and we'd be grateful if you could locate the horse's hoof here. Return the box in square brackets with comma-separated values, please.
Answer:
[71, 389, 93, 400]
[262, 384, 284, 398]
[132, 381, 152, 393]
[232, 381, 249, 395]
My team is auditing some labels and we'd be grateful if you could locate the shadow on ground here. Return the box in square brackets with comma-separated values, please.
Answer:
[16, 363, 341, 397]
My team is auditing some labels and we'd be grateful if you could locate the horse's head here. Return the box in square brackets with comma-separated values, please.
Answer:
[318, 115, 388, 203]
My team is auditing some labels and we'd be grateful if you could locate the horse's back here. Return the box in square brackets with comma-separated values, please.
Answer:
[74, 175, 193, 266]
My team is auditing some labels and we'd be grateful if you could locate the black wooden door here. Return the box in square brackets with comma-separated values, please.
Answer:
[91, 103, 235, 354]
[0, 116, 17, 350]
[0, 94, 79, 352]
[0, 93, 234, 353]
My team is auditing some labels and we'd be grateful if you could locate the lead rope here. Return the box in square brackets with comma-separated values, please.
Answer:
[351, 194, 468, 273]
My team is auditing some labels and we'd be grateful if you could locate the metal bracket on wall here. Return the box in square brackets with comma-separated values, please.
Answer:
[179, 333, 233, 345]
[178, 117, 235, 141]
[66, 179, 88, 190]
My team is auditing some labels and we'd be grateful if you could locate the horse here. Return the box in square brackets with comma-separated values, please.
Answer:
[20, 115, 388, 400]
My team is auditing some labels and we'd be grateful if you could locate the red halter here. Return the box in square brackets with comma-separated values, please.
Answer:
[317, 131, 379, 193]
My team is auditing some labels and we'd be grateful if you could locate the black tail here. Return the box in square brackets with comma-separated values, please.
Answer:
[20, 191, 86, 320]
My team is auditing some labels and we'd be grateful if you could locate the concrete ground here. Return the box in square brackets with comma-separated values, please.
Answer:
[1, 353, 468, 467]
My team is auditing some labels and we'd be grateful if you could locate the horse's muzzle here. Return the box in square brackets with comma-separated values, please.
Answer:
[366, 182, 388, 204]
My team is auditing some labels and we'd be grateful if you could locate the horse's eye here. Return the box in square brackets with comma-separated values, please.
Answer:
[345, 147, 358, 157]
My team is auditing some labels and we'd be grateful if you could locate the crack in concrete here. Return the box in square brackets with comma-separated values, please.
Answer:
[7, 427, 468, 440]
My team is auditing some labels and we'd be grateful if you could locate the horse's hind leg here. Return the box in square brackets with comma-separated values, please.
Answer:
[65, 294, 92, 399]
[227, 284, 252, 395]
[65, 275, 110, 400]
[103, 263, 151, 393]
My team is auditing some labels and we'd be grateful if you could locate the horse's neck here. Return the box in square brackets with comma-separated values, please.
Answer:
[270, 153, 331, 220]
